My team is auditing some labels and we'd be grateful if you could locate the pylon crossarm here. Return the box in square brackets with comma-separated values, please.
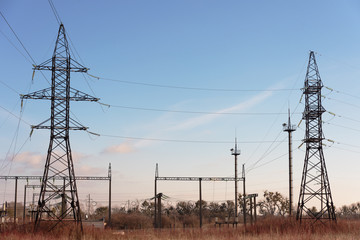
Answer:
[32, 125, 87, 131]
[69, 88, 99, 101]
[21, 88, 52, 100]
[20, 87, 99, 102]
[33, 58, 87, 73]
[69, 58, 88, 72]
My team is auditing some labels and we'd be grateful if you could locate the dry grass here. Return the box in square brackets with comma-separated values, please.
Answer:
[1, 218, 360, 239]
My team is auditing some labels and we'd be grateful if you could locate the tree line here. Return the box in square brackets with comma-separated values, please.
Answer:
[1, 190, 358, 229]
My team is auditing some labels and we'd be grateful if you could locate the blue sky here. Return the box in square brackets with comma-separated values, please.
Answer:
[1, 0, 360, 210]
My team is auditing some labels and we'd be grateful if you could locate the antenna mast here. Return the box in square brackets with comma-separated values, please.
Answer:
[283, 108, 296, 216]
[231, 138, 240, 220]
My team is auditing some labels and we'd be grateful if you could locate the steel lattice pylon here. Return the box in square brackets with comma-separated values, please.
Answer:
[21, 24, 98, 231]
[296, 51, 336, 223]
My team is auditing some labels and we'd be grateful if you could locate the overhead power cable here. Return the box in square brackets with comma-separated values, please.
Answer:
[330, 145, 360, 154]
[0, 79, 19, 95]
[85, 130, 301, 144]
[0, 11, 37, 65]
[48, 0, 61, 24]
[324, 121, 360, 133]
[326, 111, 360, 124]
[322, 95, 360, 109]
[0, 10, 50, 85]
[324, 86, 360, 101]
[247, 133, 287, 173]
[87, 73, 297, 92]
[248, 152, 289, 172]
[0, 104, 30, 126]
[244, 58, 306, 166]
[98, 102, 302, 116]
[0, 29, 32, 64]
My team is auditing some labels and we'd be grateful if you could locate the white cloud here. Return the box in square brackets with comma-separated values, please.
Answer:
[103, 142, 135, 154]
[13, 151, 44, 167]
[75, 164, 105, 175]
[72, 151, 90, 162]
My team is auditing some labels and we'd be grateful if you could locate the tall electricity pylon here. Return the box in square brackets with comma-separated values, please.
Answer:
[21, 24, 98, 231]
[296, 51, 336, 223]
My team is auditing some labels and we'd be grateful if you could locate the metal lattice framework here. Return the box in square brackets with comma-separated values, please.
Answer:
[154, 164, 246, 228]
[296, 51, 336, 223]
[21, 24, 98, 231]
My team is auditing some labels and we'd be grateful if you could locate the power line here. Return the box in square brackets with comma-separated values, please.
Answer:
[0, 11, 37, 65]
[0, 79, 19, 95]
[330, 145, 360, 154]
[247, 133, 287, 173]
[248, 152, 289, 172]
[0, 10, 50, 86]
[324, 121, 360, 133]
[244, 59, 306, 166]
[100, 103, 302, 116]
[86, 130, 301, 144]
[0, 104, 31, 126]
[323, 95, 360, 110]
[326, 111, 360, 124]
[48, 0, 61, 24]
[0, 29, 32, 64]
[87, 73, 297, 92]
[324, 86, 360, 101]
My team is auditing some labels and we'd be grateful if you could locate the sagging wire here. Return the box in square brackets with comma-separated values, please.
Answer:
[86, 72, 298, 93]
[95, 101, 300, 116]
[86, 130, 299, 144]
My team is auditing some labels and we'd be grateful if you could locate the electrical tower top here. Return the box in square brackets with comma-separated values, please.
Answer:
[231, 138, 240, 156]
[283, 108, 296, 133]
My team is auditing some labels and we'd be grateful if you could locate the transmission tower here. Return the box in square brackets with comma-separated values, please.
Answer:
[21, 24, 98, 231]
[296, 51, 336, 223]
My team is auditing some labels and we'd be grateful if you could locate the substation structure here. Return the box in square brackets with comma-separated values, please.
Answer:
[0, 166, 112, 226]
[154, 165, 246, 228]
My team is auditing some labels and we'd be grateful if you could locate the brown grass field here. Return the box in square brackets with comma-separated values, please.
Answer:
[1, 218, 360, 240]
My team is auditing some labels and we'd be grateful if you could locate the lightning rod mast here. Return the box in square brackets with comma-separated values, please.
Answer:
[283, 108, 296, 216]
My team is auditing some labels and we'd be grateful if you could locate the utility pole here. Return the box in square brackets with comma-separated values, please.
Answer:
[108, 163, 112, 226]
[154, 163, 158, 228]
[21, 24, 98, 231]
[157, 193, 163, 228]
[242, 164, 246, 226]
[296, 51, 336, 223]
[23, 184, 27, 224]
[87, 194, 91, 218]
[14, 177, 18, 224]
[199, 178, 202, 228]
[283, 109, 296, 216]
[231, 138, 240, 220]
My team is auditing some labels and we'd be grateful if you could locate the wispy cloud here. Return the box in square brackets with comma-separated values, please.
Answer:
[99, 90, 274, 152]
[168, 91, 273, 131]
